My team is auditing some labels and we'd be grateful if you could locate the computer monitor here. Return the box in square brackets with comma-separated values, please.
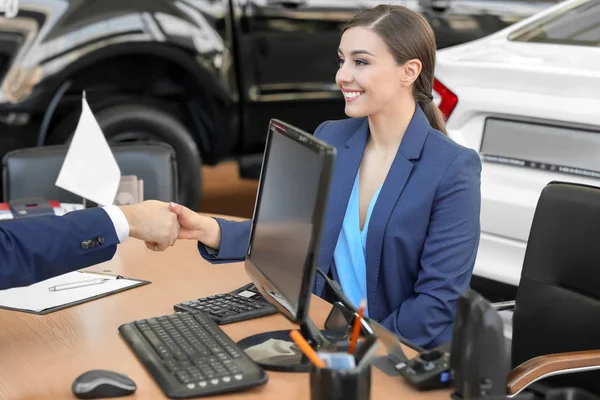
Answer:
[236, 119, 336, 372]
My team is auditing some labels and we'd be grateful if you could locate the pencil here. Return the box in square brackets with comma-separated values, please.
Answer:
[289, 330, 326, 368]
[348, 299, 367, 354]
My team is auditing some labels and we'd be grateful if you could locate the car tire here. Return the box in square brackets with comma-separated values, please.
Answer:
[51, 102, 202, 209]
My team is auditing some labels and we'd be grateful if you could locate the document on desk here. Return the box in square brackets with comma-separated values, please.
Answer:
[0, 271, 150, 314]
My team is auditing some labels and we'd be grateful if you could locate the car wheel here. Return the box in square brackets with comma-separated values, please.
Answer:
[51, 103, 202, 209]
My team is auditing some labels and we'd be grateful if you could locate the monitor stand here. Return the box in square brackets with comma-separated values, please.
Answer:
[236, 316, 348, 372]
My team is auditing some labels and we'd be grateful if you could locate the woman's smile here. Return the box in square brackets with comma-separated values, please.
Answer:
[341, 88, 365, 102]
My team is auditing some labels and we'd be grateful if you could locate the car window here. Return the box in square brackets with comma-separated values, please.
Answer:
[509, 0, 600, 47]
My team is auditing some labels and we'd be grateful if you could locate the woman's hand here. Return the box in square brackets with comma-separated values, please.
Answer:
[168, 202, 222, 249]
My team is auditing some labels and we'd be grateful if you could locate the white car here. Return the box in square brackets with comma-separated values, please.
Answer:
[434, 0, 600, 299]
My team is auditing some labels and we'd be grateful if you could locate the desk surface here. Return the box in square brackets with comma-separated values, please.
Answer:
[0, 238, 452, 400]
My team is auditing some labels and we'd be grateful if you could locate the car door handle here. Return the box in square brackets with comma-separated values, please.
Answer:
[268, 0, 306, 8]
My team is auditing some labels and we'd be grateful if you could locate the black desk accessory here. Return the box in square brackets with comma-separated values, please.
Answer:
[366, 314, 452, 390]
[72, 369, 136, 399]
[395, 344, 452, 390]
[173, 283, 277, 324]
[310, 364, 371, 400]
[450, 289, 510, 399]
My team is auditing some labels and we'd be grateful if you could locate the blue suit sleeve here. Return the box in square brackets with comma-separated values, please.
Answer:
[0, 208, 120, 290]
[381, 148, 482, 348]
[197, 218, 252, 264]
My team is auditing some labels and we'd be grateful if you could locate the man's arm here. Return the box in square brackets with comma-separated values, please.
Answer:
[380, 149, 482, 348]
[0, 207, 120, 290]
[0, 200, 181, 290]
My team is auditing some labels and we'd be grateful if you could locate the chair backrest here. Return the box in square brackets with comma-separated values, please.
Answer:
[2, 142, 178, 204]
[512, 181, 600, 392]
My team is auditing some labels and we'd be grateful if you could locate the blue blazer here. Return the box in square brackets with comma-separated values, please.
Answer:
[0, 208, 119, 290]
[200, 105, 481, 348]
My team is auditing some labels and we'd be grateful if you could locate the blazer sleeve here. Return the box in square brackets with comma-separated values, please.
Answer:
[197, 218, 252, 264]
[0, 208, 120, 290]
[381, 148, 482, 348]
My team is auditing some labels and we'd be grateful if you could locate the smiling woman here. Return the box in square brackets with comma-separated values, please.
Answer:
[179, 4, 482, 349]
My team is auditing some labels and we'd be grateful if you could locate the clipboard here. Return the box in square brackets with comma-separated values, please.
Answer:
[0, 271, 150, 315]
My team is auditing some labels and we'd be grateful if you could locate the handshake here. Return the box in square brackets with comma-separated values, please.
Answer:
[118, 200, 223, 251]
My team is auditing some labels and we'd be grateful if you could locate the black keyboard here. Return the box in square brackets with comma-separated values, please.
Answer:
[173, 283, 277, 325]
[119, 311, 268, 398]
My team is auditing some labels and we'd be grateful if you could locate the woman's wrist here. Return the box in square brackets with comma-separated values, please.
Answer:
[198, 216, 222, 250]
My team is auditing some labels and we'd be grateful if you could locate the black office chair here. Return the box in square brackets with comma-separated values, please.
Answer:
[495, 181, 600, 396]
[2, 142, 183, 206]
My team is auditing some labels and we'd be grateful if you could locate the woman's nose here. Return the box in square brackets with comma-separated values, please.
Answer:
[336, 65, 352, 86]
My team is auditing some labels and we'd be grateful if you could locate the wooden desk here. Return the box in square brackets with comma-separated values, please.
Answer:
[0, 239, 452, 400]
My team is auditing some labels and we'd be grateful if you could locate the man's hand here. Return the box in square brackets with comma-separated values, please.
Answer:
[168, 202, 222, 249]
[119, 200, 180, 251]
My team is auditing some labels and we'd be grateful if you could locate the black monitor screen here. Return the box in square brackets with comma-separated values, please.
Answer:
[245, 119, 335, 324]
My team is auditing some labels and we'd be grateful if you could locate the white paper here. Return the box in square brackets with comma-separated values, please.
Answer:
[0, 271, 141, 312]
[55, 94, 121, 206]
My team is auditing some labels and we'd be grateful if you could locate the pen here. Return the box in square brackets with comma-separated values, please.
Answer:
[48, 278, 108, 292]
[348, 299, 366, 354]
[79, 271, 123, 279]
[289, 330, 326, 368]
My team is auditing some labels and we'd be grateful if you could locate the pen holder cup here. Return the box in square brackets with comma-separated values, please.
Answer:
[309, 363, 371, 400]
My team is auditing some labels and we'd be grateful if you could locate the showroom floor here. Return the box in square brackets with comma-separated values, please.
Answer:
[199, 161, 258, 219]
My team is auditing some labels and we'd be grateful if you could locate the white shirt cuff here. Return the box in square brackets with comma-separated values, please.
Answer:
[102, 205, 130, 243]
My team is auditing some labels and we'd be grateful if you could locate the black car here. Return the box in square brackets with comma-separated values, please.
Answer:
[0, 0, 560, 207]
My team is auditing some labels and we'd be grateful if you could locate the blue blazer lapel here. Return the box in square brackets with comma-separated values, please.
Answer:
[365, 105, 430, 308]
[316, 119, 368, 294]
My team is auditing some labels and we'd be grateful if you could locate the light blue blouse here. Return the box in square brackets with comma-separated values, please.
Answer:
[333, 172, 382, 317]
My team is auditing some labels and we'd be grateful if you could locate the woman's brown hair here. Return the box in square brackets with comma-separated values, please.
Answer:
[343, 5, 448, 135]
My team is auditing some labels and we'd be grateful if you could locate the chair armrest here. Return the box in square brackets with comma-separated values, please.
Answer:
[507, 350, 600, 397]
[492, 300, 516, 311]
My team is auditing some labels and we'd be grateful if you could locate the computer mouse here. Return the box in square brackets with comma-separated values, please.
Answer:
[72, 369, 136, 399]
